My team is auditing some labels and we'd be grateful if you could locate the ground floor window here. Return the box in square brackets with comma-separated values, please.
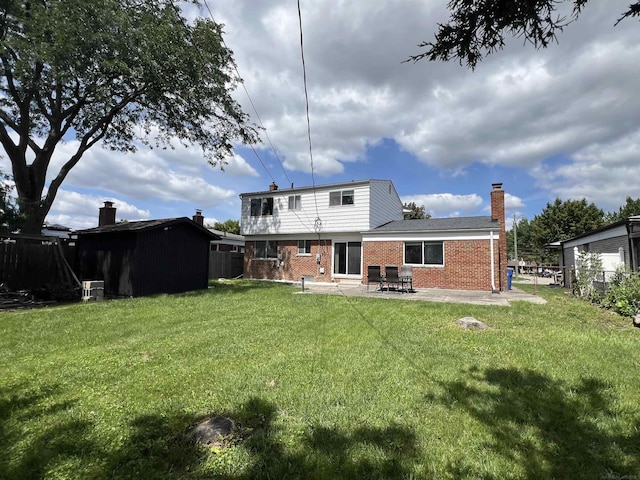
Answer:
[334, 241, 361, 275]
[404, 241, 444, 266]
[254, 240, 278, 259]
[298, 240, 312, 255]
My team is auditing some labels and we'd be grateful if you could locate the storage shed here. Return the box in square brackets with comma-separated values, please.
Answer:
[76, 216, 219, 298]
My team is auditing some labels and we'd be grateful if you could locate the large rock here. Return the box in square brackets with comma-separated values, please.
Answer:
[633, 314, 640, 328]
[456, 317, 489, 330]
[187, 415, 235, 447]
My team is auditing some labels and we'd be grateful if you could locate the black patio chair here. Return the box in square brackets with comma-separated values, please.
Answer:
[384, 266, 400, 292]
[366, 265, 383, 292]
[400, 265, 414, 293]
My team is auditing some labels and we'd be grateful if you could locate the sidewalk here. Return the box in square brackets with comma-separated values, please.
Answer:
[296, 281, 547, 307]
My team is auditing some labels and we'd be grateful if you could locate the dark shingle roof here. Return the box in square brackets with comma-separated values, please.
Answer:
[372, 216, 499, 233]
[76, 217, 219, 239]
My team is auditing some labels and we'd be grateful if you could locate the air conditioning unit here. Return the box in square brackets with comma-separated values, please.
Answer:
[82, 281, 104, 302]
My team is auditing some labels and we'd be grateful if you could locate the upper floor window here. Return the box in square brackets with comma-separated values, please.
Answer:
[288, 195, 301, 210]
[250, 197, 274, 216]
[329, 189, 354, 206]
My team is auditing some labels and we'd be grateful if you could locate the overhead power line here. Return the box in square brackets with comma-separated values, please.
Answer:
[202, 0, 292, 187]
[297, 0, 320, 224]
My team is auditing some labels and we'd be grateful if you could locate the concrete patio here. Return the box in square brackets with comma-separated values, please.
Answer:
[296, 275, 551, 307]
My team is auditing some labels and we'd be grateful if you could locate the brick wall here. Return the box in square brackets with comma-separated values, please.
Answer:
[246, 236, 503, 290]
[244, 240, 333, 282]
[490, 183, 507, 290]
[364, 239, 498, 291]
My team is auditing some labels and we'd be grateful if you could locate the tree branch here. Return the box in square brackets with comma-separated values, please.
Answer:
[615, 1, 640, 26]
[0, 121, 18, 160]
[0, 50, 22, 107]
[42, 88, 146, 213]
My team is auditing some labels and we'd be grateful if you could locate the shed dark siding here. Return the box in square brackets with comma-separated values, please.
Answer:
[77, 218, 216, 297]
[78, 232, 136, 297]
[133, 224, 210, 296]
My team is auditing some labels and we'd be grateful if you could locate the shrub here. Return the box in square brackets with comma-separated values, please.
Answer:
[572, 251, 603, 302]
[602, 268, 640, 317]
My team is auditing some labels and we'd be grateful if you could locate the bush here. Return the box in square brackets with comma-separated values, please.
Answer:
[602, 268, 640, 317]
[572, 251, 603, 302]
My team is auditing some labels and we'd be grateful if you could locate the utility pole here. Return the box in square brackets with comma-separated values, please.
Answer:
[513, 213, 519, 279]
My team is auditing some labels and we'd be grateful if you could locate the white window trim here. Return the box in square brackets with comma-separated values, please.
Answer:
[297, 239, 312, 256]
[331, 239, 363, 278]
[288, 195, 302, 210]
[329, 189, 355, 207]
[404, 240, 445, 268]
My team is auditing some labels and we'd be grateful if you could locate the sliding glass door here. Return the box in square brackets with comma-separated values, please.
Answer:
[333, 241, 361, 275]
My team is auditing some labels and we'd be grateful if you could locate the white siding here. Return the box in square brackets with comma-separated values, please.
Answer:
[241, 182, 373, 235]
[368, 180, 404, 229]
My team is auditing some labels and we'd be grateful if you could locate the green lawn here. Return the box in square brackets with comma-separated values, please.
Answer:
[1, 281, 638, 479]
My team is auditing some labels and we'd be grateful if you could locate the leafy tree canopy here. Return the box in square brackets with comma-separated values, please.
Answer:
[506, 217, 536, 262]
[605, 196, 640, 223]
[403, 201, 431, 220]
[409, 0, 640, 68]
[0, 0, 258, 233]
[211, 219, 240, 235]
[529, 198, 604, 264]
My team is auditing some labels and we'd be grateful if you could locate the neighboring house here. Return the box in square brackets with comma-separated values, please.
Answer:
[42, 223, 72, 239]
[240, 180, 507, 291]
[76, 202, 219, 297]
[208, 229, 245, 279]
[209, 229, 245, 253]
[559, 215, 640, 274]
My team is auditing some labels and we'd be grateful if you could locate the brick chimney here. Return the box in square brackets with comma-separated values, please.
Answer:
[269, 182, 278, 191]
[490, 183, 507, 290]
[99, 201, 116, 227]
[192, 209, 204, 226]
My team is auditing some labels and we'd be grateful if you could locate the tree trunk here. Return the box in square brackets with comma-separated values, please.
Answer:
[12, 159, 49, 235]
[17, 195, 47, 234]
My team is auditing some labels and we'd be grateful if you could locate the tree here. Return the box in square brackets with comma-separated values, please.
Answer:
[506, 217, 535, 261]
[605, 196, 640, 223]
[529, 198, 604, 264]
[408, 0, 640, 68]
[0, 170, 22, 232]
[403, 201, 431, 220]
[0, 0, 258, 233]
[211, 219, 240, 235]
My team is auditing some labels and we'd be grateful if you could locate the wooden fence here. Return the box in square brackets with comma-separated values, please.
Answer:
[209, 251, 244, 279]
[0, 235, 78, 290]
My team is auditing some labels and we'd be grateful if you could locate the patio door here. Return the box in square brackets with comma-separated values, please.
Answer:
[333, 241, 361, 275]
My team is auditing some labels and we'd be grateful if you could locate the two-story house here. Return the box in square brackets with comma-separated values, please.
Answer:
[240, 180, 507, 291]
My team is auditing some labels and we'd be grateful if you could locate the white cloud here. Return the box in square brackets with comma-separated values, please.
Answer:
[401, 193, 483, 217]
[4, 0, 640, 226]
[46, 140, 238, 208]
[530, 130, 640, 210]
[505, 193, 524, 210]
[46, 190, 151, 230]
[222, 153, 260, 177]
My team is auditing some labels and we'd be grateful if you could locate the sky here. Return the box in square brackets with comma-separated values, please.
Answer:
[3, 0, 640, 231]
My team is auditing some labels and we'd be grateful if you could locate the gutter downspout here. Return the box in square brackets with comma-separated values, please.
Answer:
[626, 220, 635, 272]
[490, 231, 498, 293]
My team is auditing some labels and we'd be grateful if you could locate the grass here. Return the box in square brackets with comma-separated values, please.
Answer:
[1, 280, 639, 479]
